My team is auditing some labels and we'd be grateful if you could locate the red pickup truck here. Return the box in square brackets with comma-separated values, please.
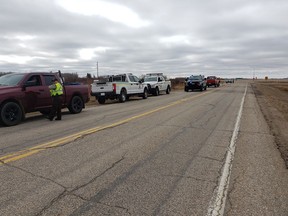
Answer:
[206, 76, 220, 87]
[0, 72, 89, 126]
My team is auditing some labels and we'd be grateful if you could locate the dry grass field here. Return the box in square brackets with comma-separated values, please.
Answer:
[252, 80, 288, 168]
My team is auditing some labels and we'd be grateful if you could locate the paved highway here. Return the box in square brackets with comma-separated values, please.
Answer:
[0, 81, 287, 216]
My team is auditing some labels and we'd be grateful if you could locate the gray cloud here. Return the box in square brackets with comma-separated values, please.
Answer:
[0, 0, 287, 78]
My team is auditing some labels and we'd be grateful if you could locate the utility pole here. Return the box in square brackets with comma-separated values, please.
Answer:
[97, 61, 99, 78]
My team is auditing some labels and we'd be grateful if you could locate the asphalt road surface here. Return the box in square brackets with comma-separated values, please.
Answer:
[0, 81, 287, 216]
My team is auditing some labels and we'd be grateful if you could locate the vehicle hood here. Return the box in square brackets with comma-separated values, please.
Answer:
[0, 86, 19, 97]
[0, 85, 19, 93]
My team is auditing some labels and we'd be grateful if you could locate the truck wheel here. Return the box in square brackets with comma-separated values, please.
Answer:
[166, 86, 171, 94]
[97, 97, 106, 104]
[154, 87, 160, 96]
[0, 102, 23, 126]
[184, 87, 188, 92]
[68, 95, 83, 114]
[119, 89, 127, 103]
[200, 86, 204, 91]
[142, 88, 148, 99]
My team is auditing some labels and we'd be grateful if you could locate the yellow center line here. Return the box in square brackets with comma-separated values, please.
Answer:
[0, 90, 213, 165]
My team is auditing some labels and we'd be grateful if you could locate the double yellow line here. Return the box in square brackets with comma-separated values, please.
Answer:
[0, 91, 212, 165]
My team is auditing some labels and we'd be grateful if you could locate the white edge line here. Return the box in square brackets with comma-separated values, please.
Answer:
[206, 84, 248, 216]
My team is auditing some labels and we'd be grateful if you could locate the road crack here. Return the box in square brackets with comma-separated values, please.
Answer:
[1, 154, 126, 216]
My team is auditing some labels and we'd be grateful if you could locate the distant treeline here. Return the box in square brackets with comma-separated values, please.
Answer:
[0, 72, 12, 77]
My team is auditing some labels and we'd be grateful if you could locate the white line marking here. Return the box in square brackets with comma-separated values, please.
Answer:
[207, 84, 247, 216]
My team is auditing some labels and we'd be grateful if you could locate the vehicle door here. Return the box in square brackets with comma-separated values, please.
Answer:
[22, 75, 50, 111]
[158, 76, 165, 91]
[42, 75, 59, 106]
[128, 75, 141, 94]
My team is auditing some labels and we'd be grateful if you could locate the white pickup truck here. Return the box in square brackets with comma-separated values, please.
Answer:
[91, 73, 148, 104]
[143, 73, 171, 96]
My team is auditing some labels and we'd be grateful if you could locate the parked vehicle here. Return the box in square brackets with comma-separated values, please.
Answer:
[91, 73, 148, 104]
[184, 75, 207, 92]
[0, 72, 89, 126]
[206, 76, 220, 87]
[225, 78, 235, 83]
[143, 73, 171, 96]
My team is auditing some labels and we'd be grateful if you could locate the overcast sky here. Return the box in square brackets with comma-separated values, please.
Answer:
[1, 0, 288, 78]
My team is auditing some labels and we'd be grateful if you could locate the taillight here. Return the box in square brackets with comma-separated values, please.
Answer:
[113, 83, 116, 92]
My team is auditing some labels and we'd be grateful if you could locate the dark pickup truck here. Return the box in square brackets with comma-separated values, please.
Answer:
[184, 75, 207, 92]
[0, 72, 89, 126]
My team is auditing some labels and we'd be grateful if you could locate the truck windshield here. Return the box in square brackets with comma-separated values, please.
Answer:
[189, 76, 202, 80]
[144, 77, 157, 82]
[0, 73, 25, 86]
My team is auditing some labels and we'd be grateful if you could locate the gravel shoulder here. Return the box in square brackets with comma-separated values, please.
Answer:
[251, 80, 288, 168]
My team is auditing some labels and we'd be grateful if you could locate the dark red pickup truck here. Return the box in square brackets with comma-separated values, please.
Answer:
[0, 72, 89, 126]
[206, 76, 220, 87]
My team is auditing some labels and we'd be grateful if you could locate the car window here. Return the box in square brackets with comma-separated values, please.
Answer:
[43, 75, 56, 86]
[129, 75, 137, 82]
[133, 76, 139, 82]
[144, 77, 157, 82]
[27, 75, 42, 86]
[189, 75, 202, 80]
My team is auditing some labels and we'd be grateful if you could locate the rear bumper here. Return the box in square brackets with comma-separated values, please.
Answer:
[91, 91, 116, 99]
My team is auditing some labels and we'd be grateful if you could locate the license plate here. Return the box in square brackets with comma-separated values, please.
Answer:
[101, 93, 105, 96]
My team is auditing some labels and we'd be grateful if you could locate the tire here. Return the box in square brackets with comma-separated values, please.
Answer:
[166, 86, 171, 94]
[0, 102, 23, 126]
[184, 87, 188, 92]
[154, 87, 159, 96]
[68, 95, 83, 114]
[119, 89, 127, 103]
[200, 86, 204, 91]
[142, 88, 148, 99]
[97, 97, 105, 104]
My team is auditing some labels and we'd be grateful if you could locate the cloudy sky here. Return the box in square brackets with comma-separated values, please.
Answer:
[1, 0, 288, 78]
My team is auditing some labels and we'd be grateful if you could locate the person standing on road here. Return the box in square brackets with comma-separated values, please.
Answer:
[48, 78, 63, 121]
